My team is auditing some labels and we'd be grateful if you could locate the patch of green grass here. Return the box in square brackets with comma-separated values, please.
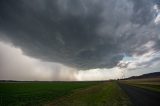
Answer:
[48, 82, 132, 106]
[0, 82, 98, 106]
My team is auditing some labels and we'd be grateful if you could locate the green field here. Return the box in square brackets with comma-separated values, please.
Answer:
[1, 80, 159, 106]
[0, 82, 99, 106]
[0, 81, 132, 106]
[48, 82, 131, 106]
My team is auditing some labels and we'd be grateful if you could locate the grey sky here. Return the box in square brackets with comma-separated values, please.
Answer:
[0, 0, 160, 80]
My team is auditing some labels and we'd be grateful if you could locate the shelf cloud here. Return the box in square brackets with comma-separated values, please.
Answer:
[0, 0, 160, 80]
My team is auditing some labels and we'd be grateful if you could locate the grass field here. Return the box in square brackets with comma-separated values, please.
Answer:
[0, 82, 99, 106]
[1, 79, 159, 106]
[0, 81, 132, 106]
[47, 82, 131, 106]
[120, 78, 160, 92]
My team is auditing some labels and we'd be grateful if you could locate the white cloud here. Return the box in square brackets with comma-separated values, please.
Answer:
[76, 67, 124, 81]
[153, 4, 160, 24]
[155, 13, 160, 24]
[117, 46, 160, 78]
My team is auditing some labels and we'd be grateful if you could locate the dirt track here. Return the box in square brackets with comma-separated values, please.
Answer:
[119, 83, 160, 106]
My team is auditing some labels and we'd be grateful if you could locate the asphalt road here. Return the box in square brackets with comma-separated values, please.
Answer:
[119, 83, 160, 106]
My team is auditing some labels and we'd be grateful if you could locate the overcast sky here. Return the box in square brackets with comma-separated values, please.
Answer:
[0, 0, 160, 81]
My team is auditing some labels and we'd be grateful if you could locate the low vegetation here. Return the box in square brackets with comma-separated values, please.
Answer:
[120, 78, 160, 92]
[47, 82, 132, 106]
[130, 84, 160, 92]
[2, 79, 158, 106]
[0, 81, 99, 106]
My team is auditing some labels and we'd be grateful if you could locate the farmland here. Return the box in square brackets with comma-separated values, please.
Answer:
[0, 81, 132, 106]
[47, 82, 131, 106]
[0, 79, 160, 106]
[0, 81, 99, 106]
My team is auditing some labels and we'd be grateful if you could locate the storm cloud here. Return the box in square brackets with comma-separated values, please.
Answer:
[0, 41, 77, 81]
[0, 0, 160, 70]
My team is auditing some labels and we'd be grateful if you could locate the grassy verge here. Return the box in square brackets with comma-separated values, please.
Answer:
[120, 78, 160, 92]
[126, 83, 160, 92]
[47, 82, 132, 106]
[0, 82, 99, 106]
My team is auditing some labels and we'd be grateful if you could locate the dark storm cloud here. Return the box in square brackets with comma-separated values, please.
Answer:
[0, 0, 160, 69]
[131, 0, 153, 25]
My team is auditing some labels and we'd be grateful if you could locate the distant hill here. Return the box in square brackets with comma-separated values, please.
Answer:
[125, 72, 160, 80]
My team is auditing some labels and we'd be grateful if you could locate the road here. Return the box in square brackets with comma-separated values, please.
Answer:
[119, 83, 160, 106]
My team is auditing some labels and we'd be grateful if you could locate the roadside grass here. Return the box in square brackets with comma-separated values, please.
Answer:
[125, 83, 160, 92]
[0, 82, 99, 106]
[120, 78, 160, 92]
[47, 82, 132, 106]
